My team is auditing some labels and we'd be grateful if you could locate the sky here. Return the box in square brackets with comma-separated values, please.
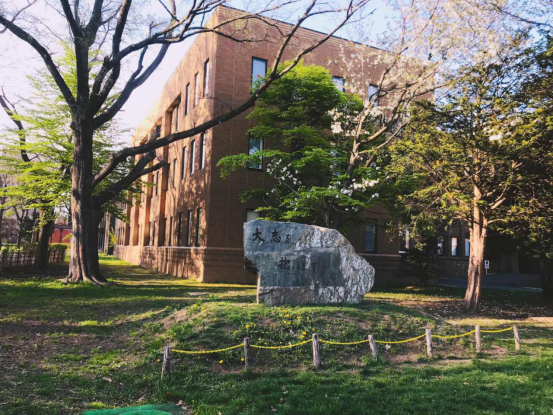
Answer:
[0, 0, 391, 143]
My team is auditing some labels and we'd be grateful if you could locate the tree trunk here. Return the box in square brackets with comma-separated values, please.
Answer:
[464, 200, 487, 312]
[36, 219, 55, 269]
[64, 125, 107, 285]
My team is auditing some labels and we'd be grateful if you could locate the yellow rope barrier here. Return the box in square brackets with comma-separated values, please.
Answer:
[481, 327, 513, 333]
[320, 338, 371, 346]
[434, 330, 476, 339]
[374, 333, 427, 344]
[172, 344, 242, 355]
[169, 327, 514, 354]
[250, 339, 313, 349]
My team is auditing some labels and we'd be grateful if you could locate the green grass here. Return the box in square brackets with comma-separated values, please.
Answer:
[0, 255, 551, 414]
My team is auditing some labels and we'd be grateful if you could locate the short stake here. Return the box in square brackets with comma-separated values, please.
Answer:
[244, 337, 251, 369]
[475, 325, 482, 353]
[161, 346, 172, 380]
[312, 333, 320, 370]
[368, 335, 377, 360]
[513, 326, 521, 351]
[425, 329, 433, 358]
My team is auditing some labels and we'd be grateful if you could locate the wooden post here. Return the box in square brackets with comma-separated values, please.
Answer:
[312, 333, 320, 370]
[161, 346, 172, 379]
[475, 325, 482, 353]
[243, 337, 251, 370]
[425, 329, 433, 358]
[368, 335, 377, 360]
[513, 326, 521, 351]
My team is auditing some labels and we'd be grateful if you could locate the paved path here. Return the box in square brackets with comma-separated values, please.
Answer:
[438, 273, 543, 293]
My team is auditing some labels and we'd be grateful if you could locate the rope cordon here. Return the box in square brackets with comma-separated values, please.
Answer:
[169, 327, 514, 354]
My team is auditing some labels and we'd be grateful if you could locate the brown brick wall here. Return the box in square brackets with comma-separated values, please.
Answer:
[114, 5, 467, 285]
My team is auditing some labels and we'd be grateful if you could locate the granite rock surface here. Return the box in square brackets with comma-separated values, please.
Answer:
[244, 220, 375, 306]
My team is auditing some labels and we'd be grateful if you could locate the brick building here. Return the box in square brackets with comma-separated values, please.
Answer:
[115, 6, 482, 285]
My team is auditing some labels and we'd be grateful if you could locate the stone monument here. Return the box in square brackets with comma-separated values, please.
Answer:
[244, 220, 375, 306]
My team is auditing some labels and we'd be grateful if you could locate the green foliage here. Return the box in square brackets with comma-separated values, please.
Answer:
[218, 62, 384, 228]
[387, 37, 553, 244]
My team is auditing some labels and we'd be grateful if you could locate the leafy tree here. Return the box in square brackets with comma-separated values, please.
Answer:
[218, 62, 387, 229]
[0, 1, 367, 284]
[387, 39, 553, 311]
[0, 45, 136, 271]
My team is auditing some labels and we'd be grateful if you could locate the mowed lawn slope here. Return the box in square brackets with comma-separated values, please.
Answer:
[0, 255, 552, 414]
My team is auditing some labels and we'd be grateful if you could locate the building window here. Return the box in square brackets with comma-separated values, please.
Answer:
[172, 104, 180, 133]
[168, 217, 173, 246]
[399, 228, 410, 253]
[162, 218, 167, 246]
[187, 210, 193, 246]
[152, 221, 156, 246]
[185, 83, 190, 115]
[332, 76, 345, 92]
[246, 209, 260, 222]
[190, 140, 196, 175]
[252, 57, 267, 89]
[173, 159, 177, 187]
[368, 84, 379, 106]
[166, 162, 171, 190]
[181, 146, 187, 180]
[148, 222, 152, 246]
[200, 133, 206, 170]
[248, 135, 263, 170]
[364, 222, 376, 253]
[203, 59, 210, 96]
[194, 73, 199, 106]
[465, 235, 470, 257]
[155, 171, 159, 196]
[177, 212, 184, 246]
[195, 208, 202, 246]
[451, 237, 458, 256]
[437, 236, 445, 256]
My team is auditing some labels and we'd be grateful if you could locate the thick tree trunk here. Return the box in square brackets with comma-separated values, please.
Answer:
[64, 125, 107, 285]
[464, 198, 487, 312]
[36, 219, 55, 269]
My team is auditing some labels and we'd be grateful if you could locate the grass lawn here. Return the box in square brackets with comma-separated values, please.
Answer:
[0, 255, 552, 414]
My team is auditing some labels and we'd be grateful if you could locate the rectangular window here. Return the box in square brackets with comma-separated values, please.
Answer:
[194, 73, 199, 106]
[368, 84, 379, 106]
[162, 218, 167, 246]
[167, 162, 171, 190]
[152, 221, 156, 246]
[177, 212, 183, 246]
[190, 140, 196, 175]
[399, 229, 410, 253]
[187, 210, 193, 246]
[203, 59, 210, 96]
[332, 76, 345, 92]
[172, 104, 179, 133]
[365, 223, 376, 253]
[155, 171, 159, 196]
[437, 236, 445, 256]
[185, 83, 190, 115]
[252, 57, 267, 89]
[246, 209, 260, 222]
[148, 222, 152, 246]
[248, 135, 263, 170]
[181, 146, 187, 180]
[200, 133, 206, 170]
[451, 237, 458, 256]
[173, 159, 177, 187]
[465, 236, 470, 257]
[168, 217, 173, 246]
[195, 208, 202, 246]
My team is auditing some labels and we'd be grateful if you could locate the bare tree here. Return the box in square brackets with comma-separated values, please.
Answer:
[0, 0, 369, 284]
